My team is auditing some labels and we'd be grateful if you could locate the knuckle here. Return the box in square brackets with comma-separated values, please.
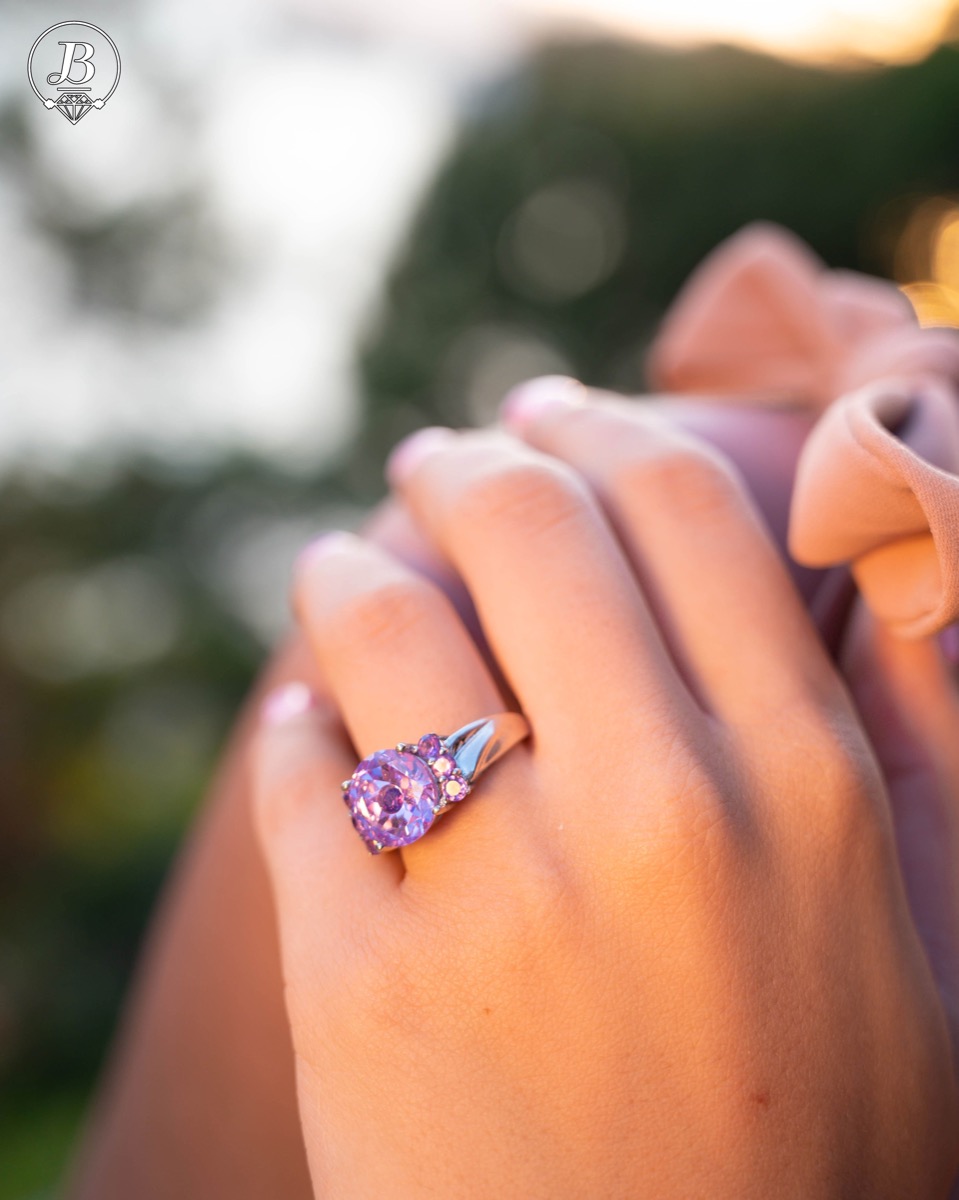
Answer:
[781, 701, 862, 782]
[452, 459, 589, 541]
[321, 577, 444, 656]
[608, 770, 740, 910]
[658, 756, 734, 850]
[772, 700, 881, 841]
[613, 440, 744, 522]
[610, 728, 739, 877]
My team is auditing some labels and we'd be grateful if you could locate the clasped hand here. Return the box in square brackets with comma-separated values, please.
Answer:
[253, 387, 959, 1198]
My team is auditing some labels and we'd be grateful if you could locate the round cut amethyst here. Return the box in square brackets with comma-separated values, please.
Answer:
[346, 749, 439, 852]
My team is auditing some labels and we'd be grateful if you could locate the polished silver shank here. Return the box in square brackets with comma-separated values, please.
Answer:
[443, 712, 530, 783]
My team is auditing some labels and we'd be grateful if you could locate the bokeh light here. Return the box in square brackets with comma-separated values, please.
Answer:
[892, 196, 959, 327]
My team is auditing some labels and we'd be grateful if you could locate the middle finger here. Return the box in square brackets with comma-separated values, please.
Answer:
[387, 427, 703, 754]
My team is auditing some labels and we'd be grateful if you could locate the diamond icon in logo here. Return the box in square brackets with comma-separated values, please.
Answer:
[55, 93, 93, 124]
[28, 23, 120, 124]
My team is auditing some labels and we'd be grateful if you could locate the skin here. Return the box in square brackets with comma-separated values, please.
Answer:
[252, 397, 959, 1197]
[68, 390, 959, 1198]
[66, 638, 317, 1200]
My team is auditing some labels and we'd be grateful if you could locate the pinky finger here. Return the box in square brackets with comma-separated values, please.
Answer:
[251, 682, 402, 969]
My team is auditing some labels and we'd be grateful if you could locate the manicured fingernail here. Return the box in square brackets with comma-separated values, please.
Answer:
[500, 375, 585, 433]
[938, 623, 959, 667]
[261, 681, 317, 726]
[386, 426, 455, 486]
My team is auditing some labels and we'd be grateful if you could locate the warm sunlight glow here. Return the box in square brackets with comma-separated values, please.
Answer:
[535, 0, 956, 63]
[895, 199, 959, 328]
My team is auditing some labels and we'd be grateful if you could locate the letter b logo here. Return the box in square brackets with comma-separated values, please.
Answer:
[28, 22, 120, 124]
[47, 42, 97, 87]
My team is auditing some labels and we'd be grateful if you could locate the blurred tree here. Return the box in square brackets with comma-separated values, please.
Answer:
[357, 39, 959, 470]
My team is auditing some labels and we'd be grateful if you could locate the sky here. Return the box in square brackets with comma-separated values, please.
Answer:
[530, 0, 953, 62]
[0, 0, 954, 479]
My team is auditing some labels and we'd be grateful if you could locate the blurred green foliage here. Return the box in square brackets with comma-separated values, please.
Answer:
[3, 34, 959, 1196]
[360, 38, 959, 459]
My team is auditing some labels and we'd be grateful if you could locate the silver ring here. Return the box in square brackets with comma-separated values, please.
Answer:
[341, 713, 530, 854]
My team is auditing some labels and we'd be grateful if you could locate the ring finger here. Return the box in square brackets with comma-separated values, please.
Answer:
[292, 532, 533, 883]
[385, 427, 704, 763]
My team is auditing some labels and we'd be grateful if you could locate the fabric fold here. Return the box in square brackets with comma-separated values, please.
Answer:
[647, 221, 959, 637]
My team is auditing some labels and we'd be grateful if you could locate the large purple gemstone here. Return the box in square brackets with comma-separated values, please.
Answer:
[346, 749, 439, 852]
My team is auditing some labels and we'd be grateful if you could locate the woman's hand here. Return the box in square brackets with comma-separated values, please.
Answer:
[502, 381, 959, 1075]
[253, 404, 959, 1197]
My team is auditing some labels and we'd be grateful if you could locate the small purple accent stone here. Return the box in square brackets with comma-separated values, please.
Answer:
[347, 749, 439, 851]
[432, 754, 454, 779]
[416, 733, 442, 761]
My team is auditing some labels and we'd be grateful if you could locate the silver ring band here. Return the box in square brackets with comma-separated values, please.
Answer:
[443, 712, 531, 783]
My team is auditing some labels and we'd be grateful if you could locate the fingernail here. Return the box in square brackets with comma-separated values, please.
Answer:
[500, 375, 585, 433]
[261, 681, 317, 726]
[295, 530, 355, 573]
[386, 426, 455, 487]
[938, 623, 959, 667]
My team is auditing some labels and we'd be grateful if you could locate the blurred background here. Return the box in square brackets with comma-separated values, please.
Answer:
[3, 0, 959, 1193]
